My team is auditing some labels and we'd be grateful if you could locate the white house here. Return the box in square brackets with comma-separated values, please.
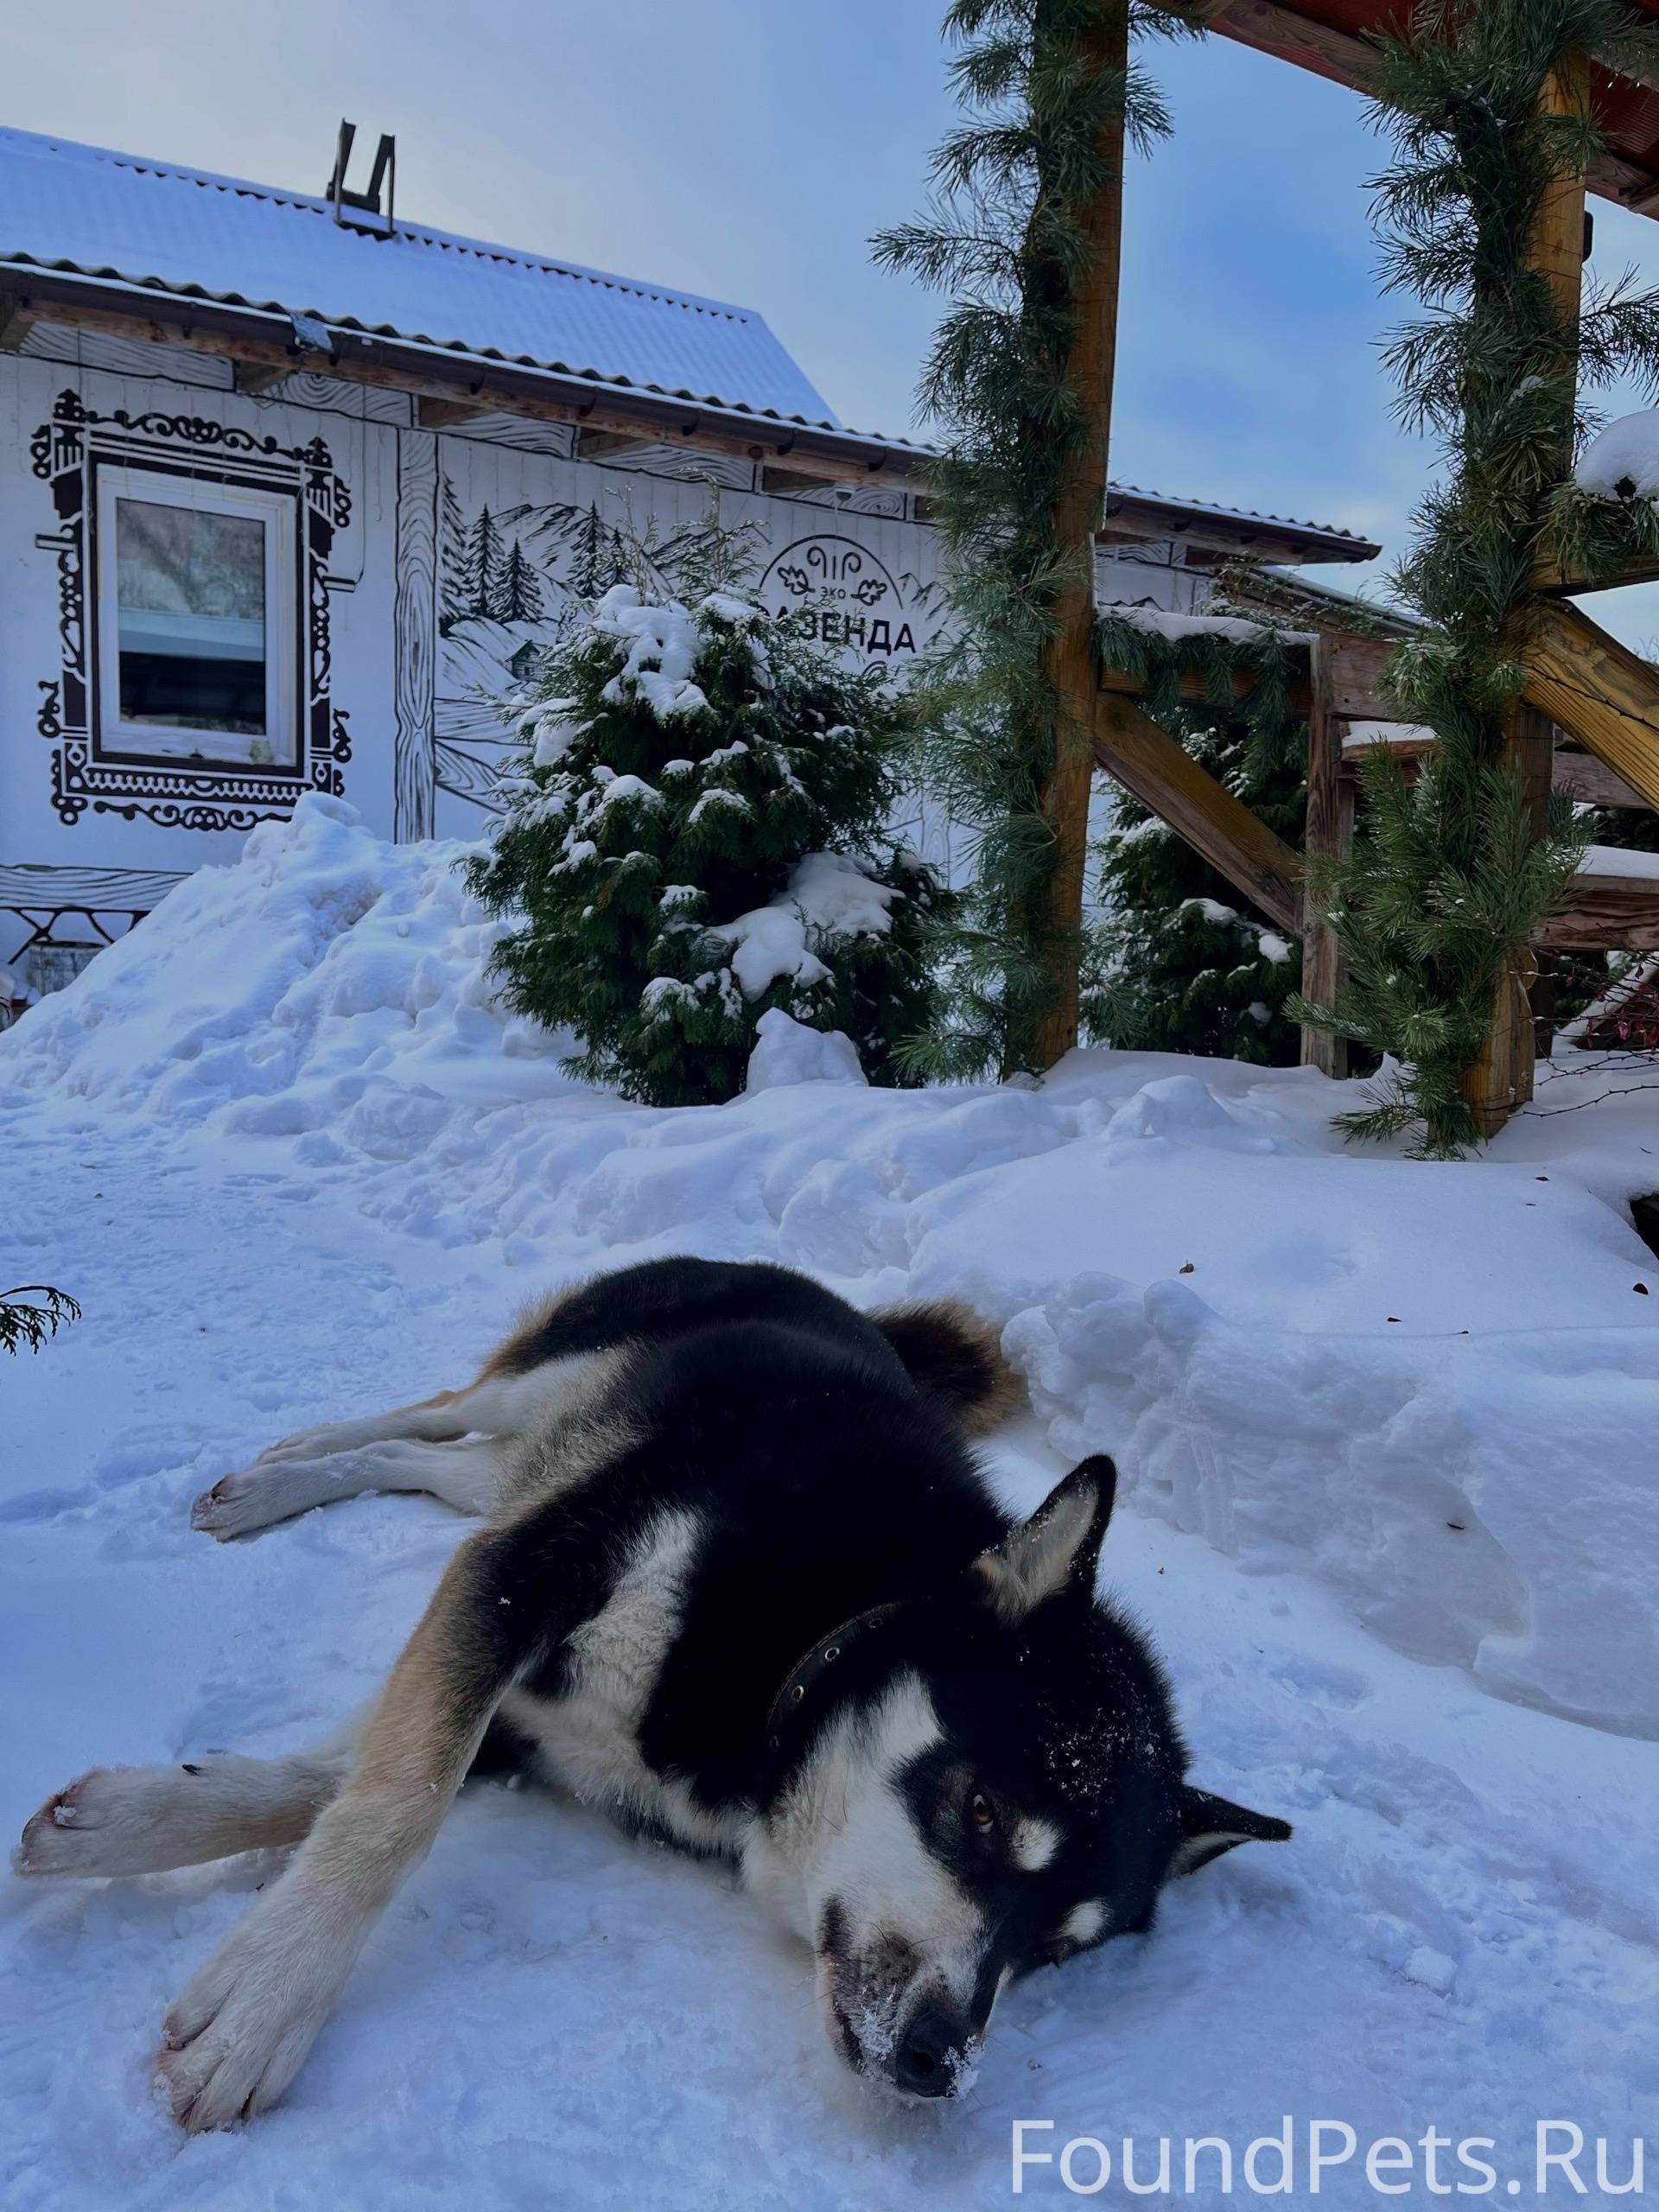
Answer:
[0, 122, 1377, 997]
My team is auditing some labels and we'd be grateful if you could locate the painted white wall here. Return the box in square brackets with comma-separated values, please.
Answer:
[0, 327, 1213, 987]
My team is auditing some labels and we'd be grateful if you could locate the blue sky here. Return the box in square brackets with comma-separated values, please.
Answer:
[10, 0, 1659, 639]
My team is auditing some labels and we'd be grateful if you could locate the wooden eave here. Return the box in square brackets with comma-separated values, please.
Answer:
[1173, 0, 1659, 215]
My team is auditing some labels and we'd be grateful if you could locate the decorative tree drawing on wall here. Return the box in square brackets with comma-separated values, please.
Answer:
[464, 505, 510, 620]
[439, 474, 470, 636]
[499, 539, 546, 622]
[429, 474, 944, 835]
[563, 502, 631, 600]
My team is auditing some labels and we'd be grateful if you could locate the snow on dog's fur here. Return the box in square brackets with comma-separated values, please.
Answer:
[16, 1256, 1289, 2127]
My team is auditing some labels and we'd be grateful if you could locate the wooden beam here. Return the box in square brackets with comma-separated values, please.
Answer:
[1321, 633, 1397, 721]
[1096, 657, 1317, 715]
[1340, 724, 1439, 762]
[760, 464, 836, 496]
[1335, 722, 1658, 808]
[1523, 597, 1659, 810]
[417, 396, 493, 429]
[0, 292, 39, 353]
[1094, 692, 1304, 935]
[576, 429, 664, 461]
[1094, 627, 1392, 723]
[1533, 543, 1659, 596]
[5, 283, 910, 491]
[1537, 874, 1659, 947]
[1553, 745, 1648, 808]
[1300, 636, 1348, 1077]
[1161, 0, 1658, 212]
[1027, 0, 1130, 1071]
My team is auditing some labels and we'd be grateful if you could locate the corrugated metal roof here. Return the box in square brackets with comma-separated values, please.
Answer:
[0, 124, 841, 425]
[0, 124, 1379, 562]
[1107, 483, 1378, 556]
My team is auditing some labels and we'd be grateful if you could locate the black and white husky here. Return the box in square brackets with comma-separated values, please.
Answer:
[16, 1256, 1289, 2129]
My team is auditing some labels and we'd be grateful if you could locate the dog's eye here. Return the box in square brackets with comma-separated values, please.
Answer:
[1046, 1940, 1077, 1970]
[968, 1789, 998, 1837]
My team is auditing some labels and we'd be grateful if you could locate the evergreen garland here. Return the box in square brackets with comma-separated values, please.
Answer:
[1093, 607, 1297, 756]
[874, 0, 1198, 1082]
[466, 535, 950, 1108]
[1294, 0, 1659, 1155]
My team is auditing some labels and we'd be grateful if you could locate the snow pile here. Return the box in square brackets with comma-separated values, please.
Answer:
[745, 1007, 868, 1091]
[5, 809, 1659, 2206]
[3, 812, 1658, 1740]
[0, 794, 575, 1135]
[1576, 407, 1659, 499]
[714, 849, 898, 999]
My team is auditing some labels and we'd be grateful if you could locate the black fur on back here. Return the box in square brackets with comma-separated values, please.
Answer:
[486, 1255, 905, 1381]
[497, 1290, 1010, 1814]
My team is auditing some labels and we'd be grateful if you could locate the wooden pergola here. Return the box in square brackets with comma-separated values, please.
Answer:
[1050, 0, 1659, 1133]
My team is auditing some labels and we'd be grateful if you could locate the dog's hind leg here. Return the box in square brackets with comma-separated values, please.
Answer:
[192, 1434, 510, 1541]
[248, 1386, 477, 1468]
[151, 1521, 554, 2131]
[15, 1721, 359, 1879]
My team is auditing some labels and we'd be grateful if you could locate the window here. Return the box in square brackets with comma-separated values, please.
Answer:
[94, 467, 298, 768]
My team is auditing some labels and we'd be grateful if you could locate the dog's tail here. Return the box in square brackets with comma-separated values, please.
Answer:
[870, 1300, 1023, 1439]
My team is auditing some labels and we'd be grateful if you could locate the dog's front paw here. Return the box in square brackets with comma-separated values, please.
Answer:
[158, 1890, 355, 2131]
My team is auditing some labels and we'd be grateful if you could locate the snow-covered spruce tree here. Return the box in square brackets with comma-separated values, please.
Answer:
[466, 558, 950, 1107]
[1293, 0, 1659, 1154]
[1090, 705, 1306, 1064]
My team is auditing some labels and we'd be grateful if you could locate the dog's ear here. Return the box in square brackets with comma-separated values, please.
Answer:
[972, 1457, 1117, 1624]
[1168, 1786, 1293, 1877]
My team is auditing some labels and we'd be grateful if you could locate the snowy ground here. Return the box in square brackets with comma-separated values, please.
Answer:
[3, 801, 1656, 2209]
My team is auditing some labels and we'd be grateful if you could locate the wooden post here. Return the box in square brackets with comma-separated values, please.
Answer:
[1025, 0, 1128, 1071]
[1464, 56, 1586, 1137]
[1299, 636, 1349, 1077]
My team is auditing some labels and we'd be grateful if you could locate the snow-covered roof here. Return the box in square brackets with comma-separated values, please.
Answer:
[0, 124, 839, 426]
[0, 124, 1379, 563]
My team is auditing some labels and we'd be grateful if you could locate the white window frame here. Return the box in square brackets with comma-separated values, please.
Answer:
[94, 465, 299, 769]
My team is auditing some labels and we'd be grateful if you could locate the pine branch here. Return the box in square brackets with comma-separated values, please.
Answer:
[1, 1285, 81, 1357]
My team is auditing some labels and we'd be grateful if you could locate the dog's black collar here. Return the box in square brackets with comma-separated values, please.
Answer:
[762, 1599, 909, 1764]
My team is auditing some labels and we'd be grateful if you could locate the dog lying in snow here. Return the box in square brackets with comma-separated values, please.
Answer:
[16, 1256, 1290, 2127]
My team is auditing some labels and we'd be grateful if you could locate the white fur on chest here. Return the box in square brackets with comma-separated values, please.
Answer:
[499, 1507, 748, 1859]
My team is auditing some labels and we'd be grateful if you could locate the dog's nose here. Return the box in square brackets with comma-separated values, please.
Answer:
[894, 2005, 970, 2098]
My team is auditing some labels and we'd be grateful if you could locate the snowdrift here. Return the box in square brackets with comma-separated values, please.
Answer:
[5, 797, 1658, 1735]
[0, 795, 578, 1139]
